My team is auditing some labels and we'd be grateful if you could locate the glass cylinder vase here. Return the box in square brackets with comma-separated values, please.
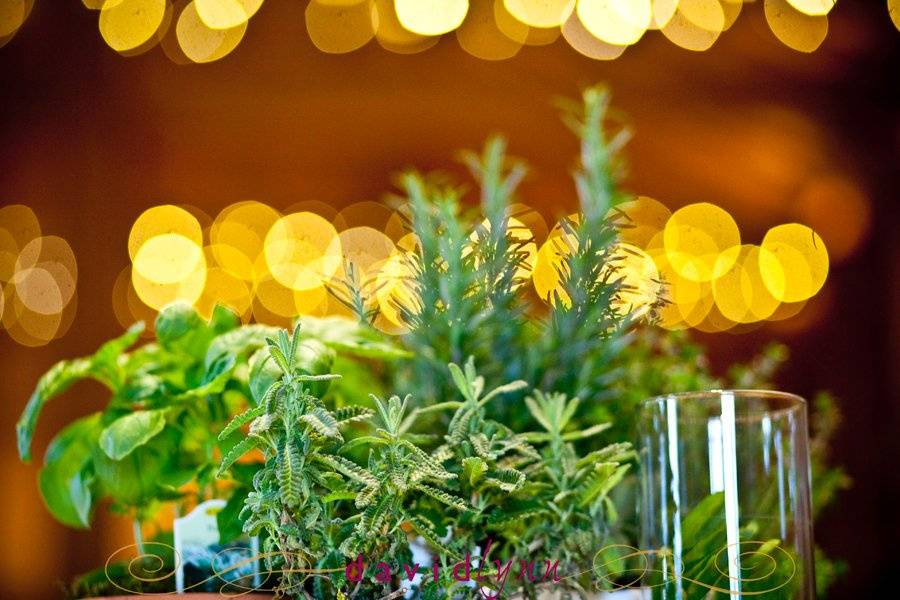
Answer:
[638, 390, 815, 599]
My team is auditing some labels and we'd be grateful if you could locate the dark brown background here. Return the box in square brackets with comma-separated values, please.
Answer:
[1, 2, 898, 598]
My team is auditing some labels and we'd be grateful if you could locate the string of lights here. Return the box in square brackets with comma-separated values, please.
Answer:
[3, 1, 899, 62]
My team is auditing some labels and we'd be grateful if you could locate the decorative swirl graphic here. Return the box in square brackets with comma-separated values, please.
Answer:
[104, 542, 342, 597]
[585, 540, 797, 596]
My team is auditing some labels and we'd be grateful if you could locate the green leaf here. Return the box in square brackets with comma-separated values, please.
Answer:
[92, 429, 174, 507]
[17, 322, 144, 462]
[562, 422, 611, 441]
[217, 436, 263, 478]
[579, 463, 630, 507]
[339, 435, 387, 454]
[99, 409, 168, 460]
[295, 315, 411, 359]
[17, 359, 91, 462]
[174, 354, 236, 401]
[313, 454, 377, 487]
[300, 406, 343, 441]
[462, 456, 488, 486]
[524, 396, 553, 433]
[333, 405, 374, 425]
[38, 413, 102, 528]
[209, 304, 240, 334]
[204, 324, 280, 370]
[323, 490, 358, 503]
[447, 362, 472, 400]
[484, 467, 525, 492]
[249, 338, 335, 402]
[156, 302, 204, 341]
[575, 443, 634, 469]
[276, 439, 303, 508]
[218, 403, 266, 441]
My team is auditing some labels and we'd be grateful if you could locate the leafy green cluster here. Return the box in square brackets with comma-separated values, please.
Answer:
[392, 88, 640, 430]
[221, 323, 636, 598]
[17, 84, 848, 599]
[218, 325, 467, 598]
[15, 303, 279, 528]
[15, 302, 406, 541]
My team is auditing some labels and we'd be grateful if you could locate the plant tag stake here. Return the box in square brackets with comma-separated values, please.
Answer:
[174, 499, 260, 594]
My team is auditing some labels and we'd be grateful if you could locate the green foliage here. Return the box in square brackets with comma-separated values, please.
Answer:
[17, 303, 256, 527]
[219, 323, 375, 597]
[21, 85, 848, 599]
[393, 88, 639, 436]
[18, 301, 405, 535]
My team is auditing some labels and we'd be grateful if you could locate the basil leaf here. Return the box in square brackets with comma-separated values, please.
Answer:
[99, 409, 168, 460]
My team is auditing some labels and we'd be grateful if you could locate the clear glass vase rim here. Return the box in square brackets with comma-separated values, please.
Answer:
[641, 389, 807, 420]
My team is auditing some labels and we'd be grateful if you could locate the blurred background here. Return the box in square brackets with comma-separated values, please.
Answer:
[1, 1, 898, 598]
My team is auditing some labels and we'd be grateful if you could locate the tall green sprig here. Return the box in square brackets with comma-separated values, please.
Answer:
[395, 86, 643, 434]
[217, 323, 373, 597]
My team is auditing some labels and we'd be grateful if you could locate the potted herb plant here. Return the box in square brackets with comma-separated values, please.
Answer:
[18, 86, 846, 599]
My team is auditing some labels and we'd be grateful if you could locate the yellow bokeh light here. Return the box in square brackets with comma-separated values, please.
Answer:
[649, 0, 678, 29]
[2, 291, 69, 347]
[11, 267, 63, 316]
[0, 204, 41, 256]
[113, 266, 157, 331]
[131, 255, 207, 311]
[561, 11, 627, 60]
[760, 223, 828, 303]
[608, 243, 661, 318]
[14, 236, 78, 287]
[99, 0, 167, 52]
[663, 203, 740, 282]
[176, 0, 247, 63]
[660, 9, 720, 50]
[195, 0, 262, 30]
[337, 226, 396, 279]
[465, 217, 538, 284]
[786, 0, 834, 17]
[612, 196, 671, 248]
[891, 0, 900, 32]
[210, 201, 280, 281]
[133, 233, 205, 285]
[503, 0, 574, 28]
[128, 204, 203, 261]
[375, 252, 419, 330]
[494, 0, 530, 43]
[457, 0, 524, 61]
[306, 0, 377, 54]
[194, 266, 252, 319]
[694, 303, 737, 334]
[255, 274, 325, 318]
[0, 229, 17, 283]
[677, 282, 714, 327]
[264, 212, 342, 291]
[677, 0, 724, 32]
[576, 0, 650, 46]
[523, 24, 561, 45]
[394, 0, 469, 36]
[532, 223, 577, 306]
[0, 0, 27, 38]
[712, 245, 782, 323]
[336, 200, 399, 232]
[765, 0, 828, 53]
[720, 0, 743, 31]
[372, 0, 440, 53]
